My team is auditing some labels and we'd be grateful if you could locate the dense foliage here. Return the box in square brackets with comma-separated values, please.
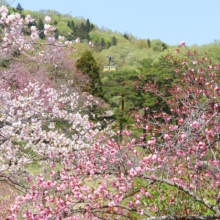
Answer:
[76, 50, 103, 98]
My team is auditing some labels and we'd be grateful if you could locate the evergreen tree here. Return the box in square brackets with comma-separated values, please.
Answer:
[76, 50, 103, 98]
[67, 20, 77, 32]
[103, 69, 142, 140]
[37, 19, 45, 39]
[90, 23, 95, 31]
[53, 20, 58, 26]
[137, 56, 177, 113]
[16, 3, 23, 12]
[103, 70, 141, 111]
[67, 20, 77, 39]
[123, 34, 129, 40]
[107, 41, 111, 49]
[162, 42, 168, 50]
[76, 22, 87, 40]
[54, 28, 60, 39]
[111, 36, 117, 46]
[93, 40, 101, 52]
[147, 38, 151, 48]
[85, 19, 91, 33]
[70, 20, 76, 32]
[100, 38, 106, 50]
[67, 20, 71, 29]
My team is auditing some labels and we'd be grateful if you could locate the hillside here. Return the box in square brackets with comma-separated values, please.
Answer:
[1, 3, 171, 69]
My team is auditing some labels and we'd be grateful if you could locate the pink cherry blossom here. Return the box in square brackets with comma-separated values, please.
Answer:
[44, 16, 51, 23]
[179, 41, 186, 46]
[190, 120, 200, 128]
[44, 24, 51, 31]
[75, 37, 80, 43]
[147, 137, 156, 146]
[193, 60, 197, 65]
[164, 133, 171, 140]
[0, 5, 8, 15]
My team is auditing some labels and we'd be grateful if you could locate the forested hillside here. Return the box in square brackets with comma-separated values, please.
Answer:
[1, 2, 220, 220]
[10, 3, 220, 69]
[5, 2, 220, 71]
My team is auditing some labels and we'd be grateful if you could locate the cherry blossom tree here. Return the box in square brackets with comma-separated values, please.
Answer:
[0, 5, 103, 217]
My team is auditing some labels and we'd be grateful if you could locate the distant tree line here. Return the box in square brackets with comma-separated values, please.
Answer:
[16, 3, 23, 12]
[93, 36, 118, 51]
[66, 19, 94, 41]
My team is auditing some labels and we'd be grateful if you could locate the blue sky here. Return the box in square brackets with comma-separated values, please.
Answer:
[9, 0, 220, 46]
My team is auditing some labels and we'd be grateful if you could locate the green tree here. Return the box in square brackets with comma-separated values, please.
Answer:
[137, 56, 179, 113]
[54, 27, 60, 39]
[70, 20, 76, 32]
[90, 23, 95, 31]
[151, 39, 164, 52]
[123, 34, 129, 40]
[37, 19, 45, 39]
[85, 19, 94, 32]
[103, 69, 145, 140]
[103, 69, 142, 111]
[76, 50, 103, 98]
[162, 42, 168, 50]
[85, 19, 91, 32]
[53, 20, 58, 26]
[77, 22, 90, 40]
[67, 20, 71, 29]
[107, 41, 111, 49]
[147, 38, 151, 48]
[133, 56, 178, 146]
[100, 38, 105, 50]
[16, 3, 23, 12]
[136, 39, 149, 50]
[111, 36, 117, 46]
[66, 20, 77, 40]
